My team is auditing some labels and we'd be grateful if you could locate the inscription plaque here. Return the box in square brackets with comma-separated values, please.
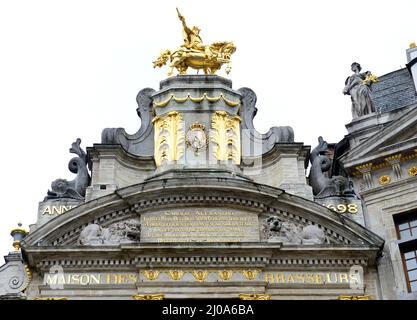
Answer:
[141, 208, 259, 242]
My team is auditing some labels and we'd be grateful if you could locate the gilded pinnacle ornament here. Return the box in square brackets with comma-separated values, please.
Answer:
[153, 8, 236, 76]
[10, 222, 28, 251]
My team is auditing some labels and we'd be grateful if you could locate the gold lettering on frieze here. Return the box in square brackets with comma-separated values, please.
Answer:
[42, 205, 77, 215]
[324, 203, 358, 214]
[42, 270, 363, 287]
[44, 273, 137, 286]
[263, 272, 358, 285]
[142, 209, 259, 243]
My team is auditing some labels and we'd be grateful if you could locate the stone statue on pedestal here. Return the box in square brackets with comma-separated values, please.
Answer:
[343, 62, 378, 119]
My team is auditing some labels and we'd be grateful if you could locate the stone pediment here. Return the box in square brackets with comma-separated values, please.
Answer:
[341, 106, 417, 170]
[22, 173, 383, 255]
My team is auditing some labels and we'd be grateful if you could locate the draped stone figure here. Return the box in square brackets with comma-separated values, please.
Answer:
[343, 62, 377, 119]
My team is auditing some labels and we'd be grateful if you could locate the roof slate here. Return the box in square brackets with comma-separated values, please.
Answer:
[371, 68, 417, 113]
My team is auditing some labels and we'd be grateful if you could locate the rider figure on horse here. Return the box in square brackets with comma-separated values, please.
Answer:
[177, 8, 214, 60]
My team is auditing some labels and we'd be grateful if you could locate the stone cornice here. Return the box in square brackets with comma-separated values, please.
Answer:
[341, 105, 417, 170]
[87, 144, 156, 171]
[23, 243, 375, 271]
[242, 143, 310, 170]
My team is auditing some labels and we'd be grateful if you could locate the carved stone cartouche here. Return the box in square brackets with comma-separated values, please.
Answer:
[45, 139, 90, 201]
[77, 219, 141, 246]
[309, 137, 356, 198]
[264, 216, 327, 245]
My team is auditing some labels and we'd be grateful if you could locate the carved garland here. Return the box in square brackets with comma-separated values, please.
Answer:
[153, 93, 240, 108]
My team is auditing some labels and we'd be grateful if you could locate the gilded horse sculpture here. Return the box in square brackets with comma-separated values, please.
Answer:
[153, 8, 236, 76]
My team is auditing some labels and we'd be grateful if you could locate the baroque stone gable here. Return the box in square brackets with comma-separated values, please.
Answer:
[22, 175, 383, 249]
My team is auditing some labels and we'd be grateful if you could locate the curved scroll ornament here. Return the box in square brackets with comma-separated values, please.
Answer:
[45, 139, 90, 201]
[210, 111, 241, 164]
[238, 87, 294, 157]
[101, 88, 155, 156]
[152, 111, 185, 166]
[0, 257, 32, 297]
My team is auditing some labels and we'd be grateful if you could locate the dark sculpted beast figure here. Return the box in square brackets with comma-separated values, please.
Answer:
[309, 137, 355, 198]
[45, 138, 90, 200]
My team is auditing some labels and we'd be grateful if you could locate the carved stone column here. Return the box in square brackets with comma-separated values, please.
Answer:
[385, 154, 402, 180]
[355, 163, 373, 190]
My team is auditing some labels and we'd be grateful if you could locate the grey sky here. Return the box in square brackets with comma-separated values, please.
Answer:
[0, 0, 416, 258]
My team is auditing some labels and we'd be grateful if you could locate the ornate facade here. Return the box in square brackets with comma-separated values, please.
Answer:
[1, 25, 417, 299]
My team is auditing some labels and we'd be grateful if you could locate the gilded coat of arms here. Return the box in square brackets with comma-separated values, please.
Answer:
[186, 123, 208, 155]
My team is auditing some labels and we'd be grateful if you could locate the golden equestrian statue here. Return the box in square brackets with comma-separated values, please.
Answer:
[153, 8, 236, 76]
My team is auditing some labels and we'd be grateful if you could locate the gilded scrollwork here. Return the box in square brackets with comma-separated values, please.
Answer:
[210, 111, 241, 164]
[34, 297, 68, 300]
[218, 270, 233, 280]
[153, 111, 185, 166]
[142, 270, 160, 281]
[133, 294, 164, 300]
[239, 293, 271, 300]
[191, 270, 209, 282]
[240, 269, 260, 280]
[168, 270, 184, 281]
[337, 295, 372, 300]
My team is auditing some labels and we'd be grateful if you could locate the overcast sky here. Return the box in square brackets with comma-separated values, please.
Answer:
[0, 0, 416, 259]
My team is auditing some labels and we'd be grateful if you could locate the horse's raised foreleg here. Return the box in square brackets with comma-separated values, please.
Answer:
[168, 57, 181, 76]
